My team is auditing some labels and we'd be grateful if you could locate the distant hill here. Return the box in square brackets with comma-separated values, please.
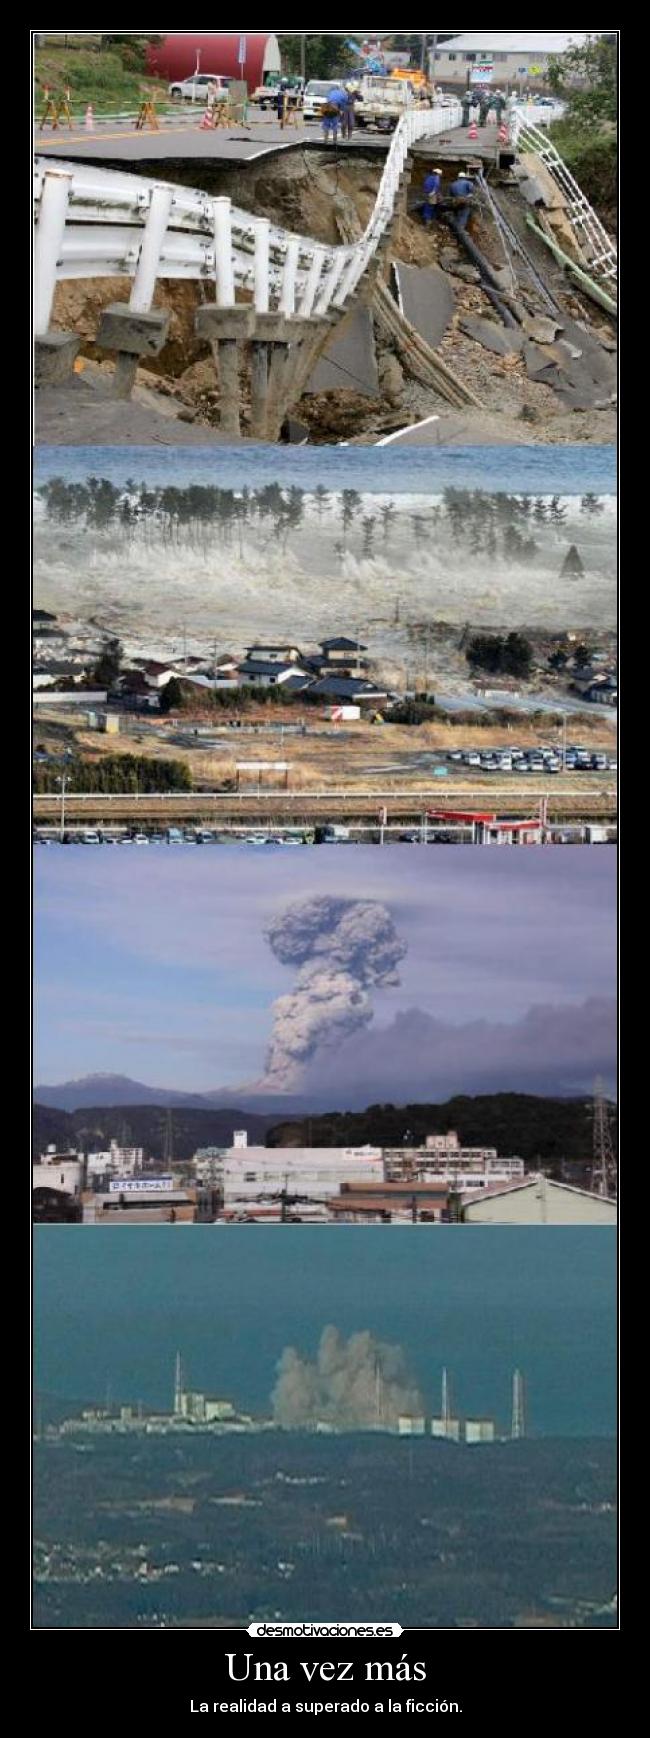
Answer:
[34, 1074, 218, 1111]
[33, 1103, 276, 1163]
[266, 1093, 615, 1172]
[33, 1091, 615, 1172]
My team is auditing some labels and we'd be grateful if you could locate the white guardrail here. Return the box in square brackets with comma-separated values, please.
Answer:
[508, 107, 617, 289]
[34, 102, 461, 333]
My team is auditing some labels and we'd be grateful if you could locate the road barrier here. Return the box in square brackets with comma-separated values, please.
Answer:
[507, 108, 617, 292]
[34, 100, 461, 433]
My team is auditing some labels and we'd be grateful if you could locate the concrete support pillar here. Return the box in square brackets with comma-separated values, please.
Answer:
[276, 313, 336, 430]
[248, 311, 292, 441]
[95, 185, 174, 399]
[96, 305, 171, 400]
[249, 342, 269, 439]
[34, 170, 80, 384]
[194, 305, 254, 438]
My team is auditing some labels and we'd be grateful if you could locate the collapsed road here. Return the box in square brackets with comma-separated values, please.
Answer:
[34, 110, 617, 447]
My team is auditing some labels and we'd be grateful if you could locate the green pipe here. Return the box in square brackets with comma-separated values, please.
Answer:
[525, 216, 617, 315]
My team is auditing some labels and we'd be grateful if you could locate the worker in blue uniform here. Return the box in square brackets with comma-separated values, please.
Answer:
[421, 166, 443, 226]
[448, 172, 476, 230]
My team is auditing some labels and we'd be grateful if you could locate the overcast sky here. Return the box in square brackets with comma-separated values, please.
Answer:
[35, 847, 616, 1102]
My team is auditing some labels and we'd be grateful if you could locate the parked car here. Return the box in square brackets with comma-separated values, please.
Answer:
[168, 74, 231, 103]
[302, 79, 340, 121]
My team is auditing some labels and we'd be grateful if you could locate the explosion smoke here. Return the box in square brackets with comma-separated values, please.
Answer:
[272, 1326, 425, 1430]
[263, 896, 407, 1089]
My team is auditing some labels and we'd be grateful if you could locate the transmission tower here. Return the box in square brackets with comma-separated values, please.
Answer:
[163, 1109, 174, 1167]
[511, 1369, 525, 1440]
[591, 1078, 616, 1197]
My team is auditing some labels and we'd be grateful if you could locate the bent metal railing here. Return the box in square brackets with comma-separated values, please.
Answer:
[34, 101, 461, 435]
[508, 106, 617, 291]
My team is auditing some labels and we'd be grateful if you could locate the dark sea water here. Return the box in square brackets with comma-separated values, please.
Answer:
[34, 1226, 616, 1436]
[33, 443, 617, 496]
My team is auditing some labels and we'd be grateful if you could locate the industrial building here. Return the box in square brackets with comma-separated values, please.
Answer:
[327, 1181, 452, 1223]
[145, 33, 281, 93]
[220, 1131, 384, 1219]
[383, 1130, 525, 1193]
[81, 1175, 217, 1224]
[430, 32, 589, 90]
[462, 1176, 617, 1224]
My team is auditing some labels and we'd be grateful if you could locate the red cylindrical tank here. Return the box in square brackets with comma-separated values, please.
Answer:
[146, 33, 281, 93]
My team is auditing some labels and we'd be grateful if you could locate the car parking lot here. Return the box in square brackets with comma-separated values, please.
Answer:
[444, 744, 616, 775]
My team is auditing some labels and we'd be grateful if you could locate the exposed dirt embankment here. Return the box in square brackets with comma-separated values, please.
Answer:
[48, 147, 617, 445]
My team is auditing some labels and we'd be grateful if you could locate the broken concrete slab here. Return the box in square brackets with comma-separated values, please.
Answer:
[305, 303, 379, 398]
[440, 248, 461, 273]
[392, 261, 455, 352]
[521, 313, 563, 344]
[519, 176, 547, 206]
[450, 262, 482, 285]
[523, 327, 617, 406]
[460, 315, 524, 357]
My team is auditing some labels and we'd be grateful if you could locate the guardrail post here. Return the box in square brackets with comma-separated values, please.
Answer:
[249, 218, 272, 439]
[96, 185, 174, 399]
[195, 197, 252, 437]
[34, 170, 80, 384]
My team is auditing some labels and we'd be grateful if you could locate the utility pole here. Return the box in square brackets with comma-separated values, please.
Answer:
[300, 34, 306, 82]
[56, 773, 68, 842]
[430, 32, 439, 86]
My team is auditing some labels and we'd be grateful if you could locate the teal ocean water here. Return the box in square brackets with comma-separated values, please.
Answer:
[34, 1226, 616, 1436]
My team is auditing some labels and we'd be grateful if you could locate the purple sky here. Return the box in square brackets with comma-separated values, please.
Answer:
[35, 846, 616, 1103]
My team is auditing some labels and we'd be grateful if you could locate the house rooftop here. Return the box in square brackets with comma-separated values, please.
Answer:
[438, 31, 589, 54]
[320, 636, 368, 652]
[308, 676, 386, 700]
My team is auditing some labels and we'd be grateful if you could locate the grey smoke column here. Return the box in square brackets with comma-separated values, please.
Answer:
[263, 895, 407, 1089]
[272, 1325, 424, 1430]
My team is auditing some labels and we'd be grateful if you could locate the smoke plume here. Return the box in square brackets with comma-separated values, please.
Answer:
[263, 896, 407, 1090]
[272, 1325, 424, 1430]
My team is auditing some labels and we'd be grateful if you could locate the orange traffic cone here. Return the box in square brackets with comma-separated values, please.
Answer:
[85, 104, 94, 130]
[467, 120, 478, 141]
[200, 105, 214, 130]
[498, 122, 509, 144]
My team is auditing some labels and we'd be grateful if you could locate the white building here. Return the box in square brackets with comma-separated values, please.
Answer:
[33, 1156, 83, 1196]
[384, 1130, 524, 1195]
[431, 32, 590, 89]
[221, 1136, 383, 1217]
[86, 1140, 145, 1180]
[465, 1419, 496, 1445]
[463, 1175, 617, 1225]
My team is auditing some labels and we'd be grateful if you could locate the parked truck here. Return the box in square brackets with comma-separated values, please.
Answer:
[354, 74, 427, 132]
[250, 72, 304, 110]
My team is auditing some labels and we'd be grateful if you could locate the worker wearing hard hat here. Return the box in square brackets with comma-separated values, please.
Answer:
[421, 166, 443, 226]
[341, 81, 360, 138]
[448, 170, 477, 230]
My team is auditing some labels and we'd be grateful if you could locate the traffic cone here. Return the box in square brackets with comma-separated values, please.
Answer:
[498, 122, 509, 144]
[200, 105, 214, 130]
[85, 104, 94, 131]
[467, 120, 478, 140]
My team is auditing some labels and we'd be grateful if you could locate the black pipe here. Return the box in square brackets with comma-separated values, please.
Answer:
[482, 285, 520, 328]
[448, 217, 510, 293]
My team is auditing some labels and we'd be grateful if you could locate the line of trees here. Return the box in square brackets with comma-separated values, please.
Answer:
[39, 479, 598, 566]
[33, 755, 192, 793]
